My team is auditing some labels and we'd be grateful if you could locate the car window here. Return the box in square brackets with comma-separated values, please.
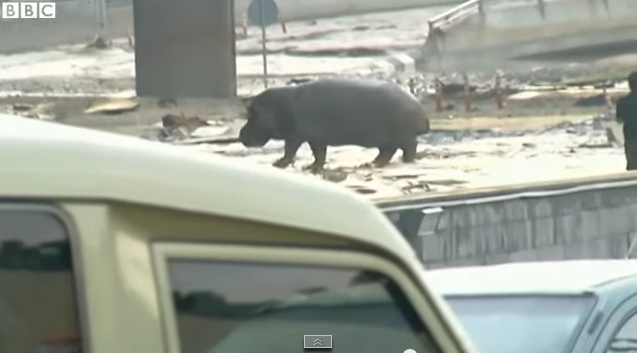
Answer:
[167, 260, 442, 353]
[446, 295, 595, 353]
[0, 209, 82, 353]
[607, 310, 637, 353]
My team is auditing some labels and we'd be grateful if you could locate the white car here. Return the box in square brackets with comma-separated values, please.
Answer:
[427, 260, 637, 353]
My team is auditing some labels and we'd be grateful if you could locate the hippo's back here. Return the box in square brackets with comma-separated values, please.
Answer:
[298, 79, 418, 105]
[292, 78, 423, 121]
[289, 79, 427, 146]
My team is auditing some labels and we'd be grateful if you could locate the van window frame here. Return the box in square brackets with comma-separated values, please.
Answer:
[151, 242, 448, 353]
[0, 201, 90, 353]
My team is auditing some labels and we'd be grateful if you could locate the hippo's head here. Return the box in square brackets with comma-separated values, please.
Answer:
[238, 87, 295, 147]
[238, 102, 274, 147]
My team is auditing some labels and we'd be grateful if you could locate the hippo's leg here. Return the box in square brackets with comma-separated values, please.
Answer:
[302, 142, 327, 174]
[373, 145, 398, 168]
[401, 138, 419, 163]
[273, 139, 303, 168]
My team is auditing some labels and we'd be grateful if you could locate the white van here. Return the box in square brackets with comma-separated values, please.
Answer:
[0, 114, 476, 353]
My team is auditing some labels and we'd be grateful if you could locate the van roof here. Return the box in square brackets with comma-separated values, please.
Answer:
[0, 114, 414, 258]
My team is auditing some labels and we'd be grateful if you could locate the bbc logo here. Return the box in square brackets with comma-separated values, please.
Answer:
[2, 2, 56, 19]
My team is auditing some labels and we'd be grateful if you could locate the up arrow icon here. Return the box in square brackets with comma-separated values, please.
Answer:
[304, 335, 332, 349]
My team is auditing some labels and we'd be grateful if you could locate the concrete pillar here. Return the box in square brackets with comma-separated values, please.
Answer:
[132, 0, 237, 98]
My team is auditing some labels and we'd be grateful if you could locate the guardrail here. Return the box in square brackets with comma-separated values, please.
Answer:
[422, 0, 622, 70]
[426, 0, 482, 34]
[426, 0, 616, 35]
[423, 0, 483, 69]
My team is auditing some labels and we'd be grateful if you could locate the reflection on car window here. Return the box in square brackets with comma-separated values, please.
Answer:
[168, 260, 440, 353]
[608, 310, 637, 353]
[0, 210, 82, 353]
[446, 295, 594, 353]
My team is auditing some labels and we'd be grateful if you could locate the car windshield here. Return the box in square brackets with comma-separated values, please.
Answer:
[445, 295, 596, 353]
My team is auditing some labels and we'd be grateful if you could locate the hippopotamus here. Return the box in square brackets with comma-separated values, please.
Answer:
[238, 78, 430, 173]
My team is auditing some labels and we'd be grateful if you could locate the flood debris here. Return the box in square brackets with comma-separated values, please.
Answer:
[287, 78, 313, 85]
[578, 142, 614, 148]
[157, 114, 211, 141]
[322, 169, 349, 183]
[12, 103, 32, 112]
[8, 102, 57, 120]
[31, 102, 56, 120]
[84, 98, 139, 114]
[401, 180, 432, 194]
[574, 94, 607, 107]
[347, 185, 377, 195]
[85, 35, 112, 50]
[158, 98, 177, 108]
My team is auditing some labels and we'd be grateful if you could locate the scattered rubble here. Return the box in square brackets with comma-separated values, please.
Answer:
[84, 98, 139, 114]
[158, 114, 210, 141]
[6, 102, 57, 120]
[85, 35, 112, 50]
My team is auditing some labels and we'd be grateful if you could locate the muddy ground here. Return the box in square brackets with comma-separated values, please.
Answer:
[167, 114, 620, 199]
[1, 6, 637, 199]
[2, 93, 622, 199]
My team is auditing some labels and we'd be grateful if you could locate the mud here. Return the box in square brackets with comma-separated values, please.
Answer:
[0, 5, 635, 199]
[170, 114, 621, 199]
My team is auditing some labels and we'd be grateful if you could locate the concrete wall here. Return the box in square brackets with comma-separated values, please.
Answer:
[378, 173, 637, 269]
[422, 0, 637, 71]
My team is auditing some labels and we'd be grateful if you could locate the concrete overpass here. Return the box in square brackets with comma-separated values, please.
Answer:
[420, 0, 637, 71]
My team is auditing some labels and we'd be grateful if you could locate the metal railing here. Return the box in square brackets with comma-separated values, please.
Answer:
[422, 0, 620, 66]
[426, 0, 615, 37]
[427, 0, 482, 34]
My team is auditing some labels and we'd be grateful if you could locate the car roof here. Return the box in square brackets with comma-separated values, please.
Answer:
[0, 115, 415, 258]
[425, 260, 637, 295]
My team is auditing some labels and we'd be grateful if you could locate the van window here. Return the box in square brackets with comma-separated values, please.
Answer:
[0, 210, 82, 353]
[167, 260, 441, 353]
